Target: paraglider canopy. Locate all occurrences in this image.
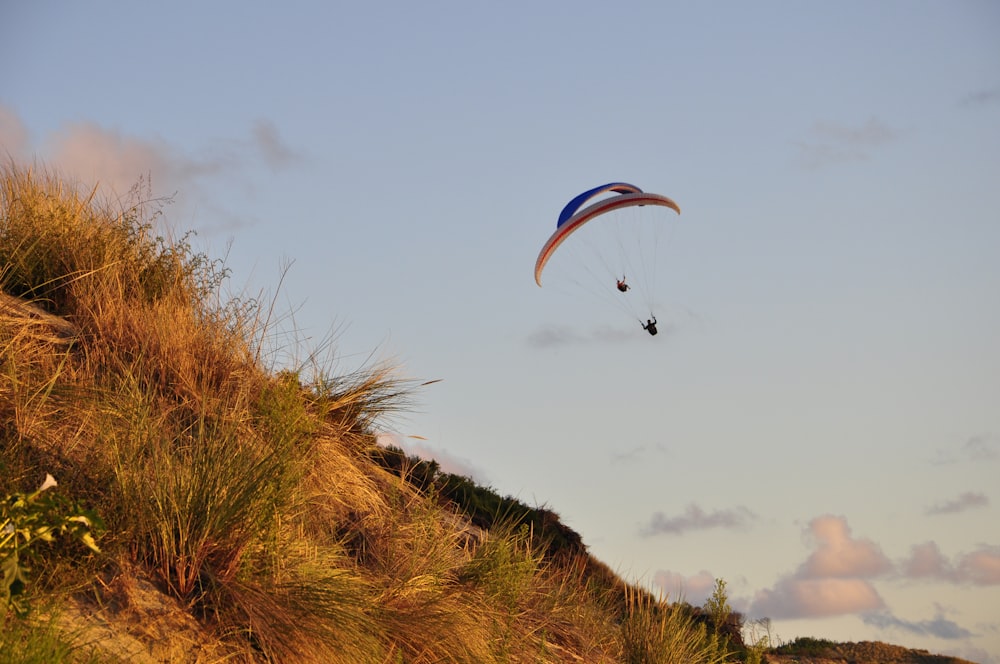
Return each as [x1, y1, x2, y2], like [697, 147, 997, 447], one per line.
[534, 182, 682, 329]
[534, 182, 680, 287]
[555, 182, 645, 228]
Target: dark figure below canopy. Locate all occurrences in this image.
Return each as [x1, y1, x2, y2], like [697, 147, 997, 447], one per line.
[642, 317, 658, 336]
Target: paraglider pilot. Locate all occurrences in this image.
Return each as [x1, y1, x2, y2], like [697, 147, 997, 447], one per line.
[642, 316, 658, 336]
[616, 276, 630, 292]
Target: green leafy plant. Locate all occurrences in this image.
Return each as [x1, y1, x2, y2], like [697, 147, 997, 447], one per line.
[704, 578, 731, 630]
[1, 473, 104, 617]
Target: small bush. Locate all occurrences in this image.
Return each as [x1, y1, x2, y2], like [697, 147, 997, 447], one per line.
[1, 474, 103, 617]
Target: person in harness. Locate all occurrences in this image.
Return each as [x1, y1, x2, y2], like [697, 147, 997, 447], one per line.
[616, 275, 630, 292]
[642, 316, 658, 336]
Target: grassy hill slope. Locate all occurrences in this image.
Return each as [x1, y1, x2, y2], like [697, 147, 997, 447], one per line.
[0, 163, 973, 664]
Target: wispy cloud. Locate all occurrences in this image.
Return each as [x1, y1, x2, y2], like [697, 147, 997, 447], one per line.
[0, 103, 304, 233]
[526, 325, 587, 348]
[861, 606, 975, 640]
[640, 503, 756, 537]
[960, 86, 1000, 108]
[965, 434, 1000, 462]
[925, 492, 989, 516]
[253, 120, 302, 170]
[46, 121, 204, 198]
[932, 432, 1000, 466]
[812, 118, 896, 146]
[526, 323, 651, 348]
[794, 117, 897, 169]
[610, 443, 668, 465]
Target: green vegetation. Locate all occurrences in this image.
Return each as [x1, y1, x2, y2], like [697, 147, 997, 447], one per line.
[2, 474, 103, 617]
[367, 444, 587, 559]
[770, 638, 977, 663]
[774, 636, 838, 656]
[0, 609, 103, 664]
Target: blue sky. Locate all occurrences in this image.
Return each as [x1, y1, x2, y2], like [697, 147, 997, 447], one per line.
[3, 2, 999, 660]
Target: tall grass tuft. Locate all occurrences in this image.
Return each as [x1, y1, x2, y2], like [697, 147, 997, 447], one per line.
[0, 609, 103, 664]
[105, 385, 298, 597]
[360, 488, 493, 662]
[620, 585, 734, 664]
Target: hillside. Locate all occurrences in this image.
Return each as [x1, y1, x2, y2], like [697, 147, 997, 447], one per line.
[0, 163, 973, 663]
[765, 638, 979, 664]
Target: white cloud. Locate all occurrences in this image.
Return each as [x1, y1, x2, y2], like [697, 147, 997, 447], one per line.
[46, 121, 189, 198]
[652, 569, 718, 605]
[955, 546, 1000, 586]
[748, 515, 890, 619]
[899, 542, 1000, 587]
[901, 541, 953, 580]
[749, 515, 1000, 623]
[751, 577, 885, 619]
[799, 515, 893, 579]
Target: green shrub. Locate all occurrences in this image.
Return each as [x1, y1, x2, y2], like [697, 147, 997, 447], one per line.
[1, 474, 103, 617]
